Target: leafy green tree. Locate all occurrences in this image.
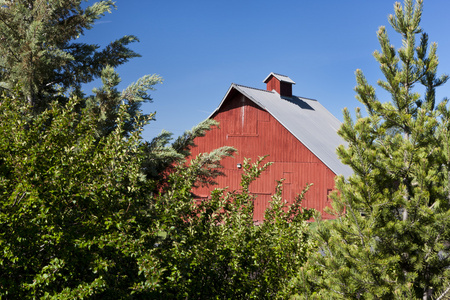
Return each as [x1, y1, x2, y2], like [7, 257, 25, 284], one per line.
[0, 91, 156, 298]
[298, 0, 450, 299]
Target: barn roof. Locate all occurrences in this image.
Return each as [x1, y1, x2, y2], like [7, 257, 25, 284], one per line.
[210, 83, 353, 178]
[263, 72, 296, 85]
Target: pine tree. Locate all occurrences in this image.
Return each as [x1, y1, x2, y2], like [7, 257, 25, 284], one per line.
[0, 0, 165, 142]
[302, 0, 450, 298]
[0, 0, 142, 110]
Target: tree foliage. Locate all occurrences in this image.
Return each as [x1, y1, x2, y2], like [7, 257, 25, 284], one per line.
[0, 92, 153, 298]
[0, 1, 136, 107]
[0, 0, 163, 140]
[299, 1, 450, 299]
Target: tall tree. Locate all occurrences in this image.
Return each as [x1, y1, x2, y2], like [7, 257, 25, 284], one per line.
[0, 0, 164, 141]
[300, 0, 450, 299]
[0, 0, 141, 110]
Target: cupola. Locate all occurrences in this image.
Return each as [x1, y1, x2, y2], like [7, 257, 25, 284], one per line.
[263, 72, 295, 97]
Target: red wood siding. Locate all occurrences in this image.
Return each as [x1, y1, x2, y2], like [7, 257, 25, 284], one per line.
[266, 76, 280, 93]
[190, 93, 337, 221]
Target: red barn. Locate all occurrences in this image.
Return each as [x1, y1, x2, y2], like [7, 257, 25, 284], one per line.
[190, 73, 352, 221]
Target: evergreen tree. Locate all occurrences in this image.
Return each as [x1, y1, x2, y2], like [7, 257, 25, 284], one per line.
[300, 0, 450, 299]
[0, 0, 173, 170]
[0, 0, 140, 110]
[0, 0, 165, 143]
[85, 65, 162, 137]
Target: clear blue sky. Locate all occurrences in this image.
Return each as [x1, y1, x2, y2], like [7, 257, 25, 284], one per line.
[80, 0, 450, 142]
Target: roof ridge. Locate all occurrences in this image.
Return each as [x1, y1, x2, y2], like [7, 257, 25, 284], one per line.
[272, 72, 290, 77]
[233, 83, 273, 93]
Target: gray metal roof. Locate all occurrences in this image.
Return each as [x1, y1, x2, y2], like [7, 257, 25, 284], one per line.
[210, 83, 353, 178]
[263, 72, 296, 85]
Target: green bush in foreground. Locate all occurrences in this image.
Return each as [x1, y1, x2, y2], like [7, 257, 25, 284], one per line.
[0, 93, 152, 298]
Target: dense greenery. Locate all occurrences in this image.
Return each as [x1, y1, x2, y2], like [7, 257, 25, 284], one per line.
[0, 92, 152, 298]
[2, 0, 450, 298]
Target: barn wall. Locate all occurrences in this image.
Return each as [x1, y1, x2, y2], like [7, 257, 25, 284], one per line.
[190, 93, 337, 221]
